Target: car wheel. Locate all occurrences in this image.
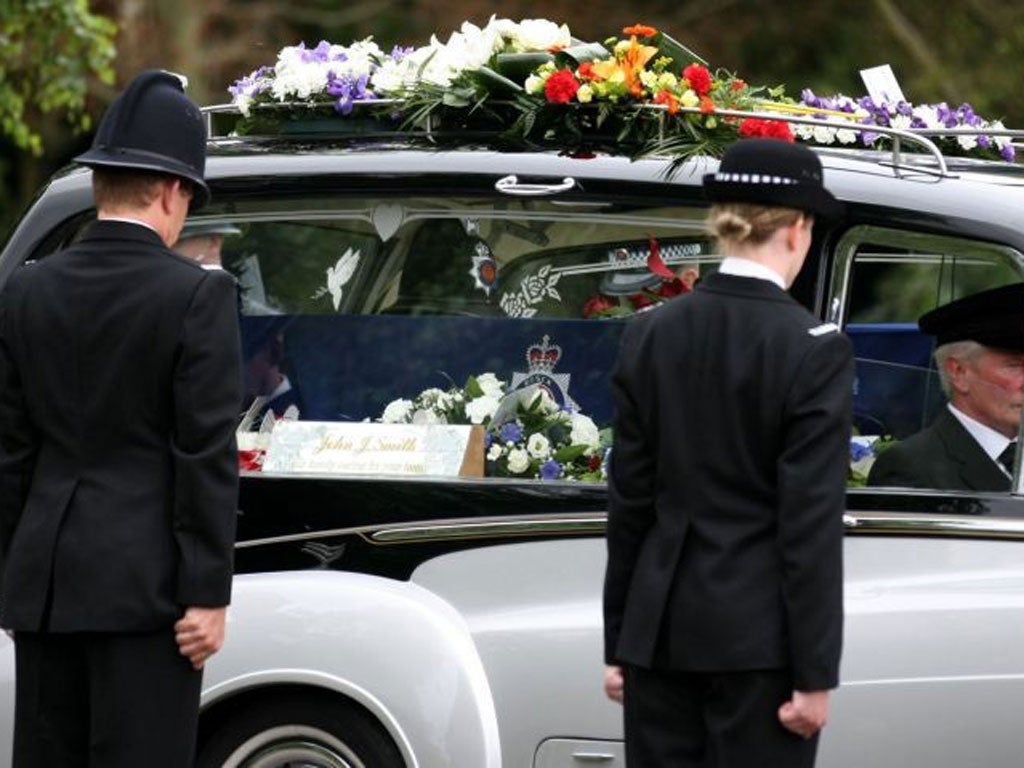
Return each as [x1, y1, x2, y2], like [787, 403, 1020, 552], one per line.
[197, 693, 404, 768]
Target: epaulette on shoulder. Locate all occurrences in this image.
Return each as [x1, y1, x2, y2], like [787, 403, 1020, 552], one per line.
[807, 322, 839, 337]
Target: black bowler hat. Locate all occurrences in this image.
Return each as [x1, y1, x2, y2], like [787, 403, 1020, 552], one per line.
[919, 282, 1024, 351]
[703, 138, 844, 221]
[76, 70, 210, 209]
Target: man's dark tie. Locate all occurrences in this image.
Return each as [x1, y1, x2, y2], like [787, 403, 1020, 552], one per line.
[998, 442, 1017, 475]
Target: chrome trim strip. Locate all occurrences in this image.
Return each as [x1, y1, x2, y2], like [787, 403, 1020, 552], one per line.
[368, 514, 606, 543]
[235, 512, 606, 549]
[845, 511, 1024, 539]
[236, 510, 1024, 550]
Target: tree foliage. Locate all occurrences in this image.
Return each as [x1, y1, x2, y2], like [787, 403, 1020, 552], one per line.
[0, 0, 117, 155]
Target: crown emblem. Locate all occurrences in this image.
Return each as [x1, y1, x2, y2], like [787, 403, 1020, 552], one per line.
[526, 335, 561, 373]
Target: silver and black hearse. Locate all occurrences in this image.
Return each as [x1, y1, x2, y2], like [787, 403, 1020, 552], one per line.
[2, 109, 1024, 767]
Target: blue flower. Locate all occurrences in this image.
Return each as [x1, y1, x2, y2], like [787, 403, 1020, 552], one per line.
[540, 460, 562, 480]
[500, 422, 523, 444]
[850, 441, 874, 462]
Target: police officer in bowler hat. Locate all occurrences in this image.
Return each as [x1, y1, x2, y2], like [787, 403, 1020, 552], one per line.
[0, 70, 242, 766]
[869, 282, 1024, 491]
[604, 138, 854, 768]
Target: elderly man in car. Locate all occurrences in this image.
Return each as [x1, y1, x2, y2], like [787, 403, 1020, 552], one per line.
[868, 282, 1024, 491]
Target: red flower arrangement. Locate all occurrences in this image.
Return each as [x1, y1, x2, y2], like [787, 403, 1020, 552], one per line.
[682, 63, 712, 97]
[738, 117, 795, 142]
[544, 68, 581, 103]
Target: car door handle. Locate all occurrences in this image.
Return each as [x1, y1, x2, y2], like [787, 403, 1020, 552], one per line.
[572, 752, 617, 763]
[495, 174, 576, 196]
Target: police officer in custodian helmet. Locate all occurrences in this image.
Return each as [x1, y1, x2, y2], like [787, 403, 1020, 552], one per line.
[0, 70, 242, 766]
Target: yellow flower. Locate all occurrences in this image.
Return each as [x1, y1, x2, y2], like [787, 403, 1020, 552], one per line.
[657, 72, 678, 90]
[640, 71, 658, 90]
[679, 89, 699, 109]
[577, 84, 594, 103]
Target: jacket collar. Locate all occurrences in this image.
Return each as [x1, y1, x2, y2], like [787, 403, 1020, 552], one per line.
[78, 218, 167, 249]
[696, 271, 794, 303]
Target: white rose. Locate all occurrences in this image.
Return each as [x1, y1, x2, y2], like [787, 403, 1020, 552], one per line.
[527, 432, 551, 459]
[835, 128, 858, 145]
[466, 395, 501, 424]
[509, 19, 571, 52]
[812, 125, 836, 144]
[525, 74, 545, 95]
[570, 413, 601, 449]
[381, 398, 413, 423]
[412, 409, 443, 425]
[475, 372, 505, 398]
[507, 448, 530, 473]
[957, 134, 979, 151]
[487, 443, 503, 461]
[576, 84, 593, 103]
[418, 388, 446, 407]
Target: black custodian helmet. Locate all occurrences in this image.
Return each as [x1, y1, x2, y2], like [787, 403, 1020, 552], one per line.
[75, 69, 210, 209]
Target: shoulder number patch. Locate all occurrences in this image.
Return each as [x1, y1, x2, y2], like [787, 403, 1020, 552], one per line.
[808, 322, 839, 336]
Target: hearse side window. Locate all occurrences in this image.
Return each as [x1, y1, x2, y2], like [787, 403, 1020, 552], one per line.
[832, 226, 1024, 488]
[204, 196, 715, 481]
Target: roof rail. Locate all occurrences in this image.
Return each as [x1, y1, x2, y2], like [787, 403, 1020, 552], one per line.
[203, 101, 1024, 178]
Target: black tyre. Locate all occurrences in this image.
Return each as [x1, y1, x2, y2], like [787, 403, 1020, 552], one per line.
[197, 692, 404, 768]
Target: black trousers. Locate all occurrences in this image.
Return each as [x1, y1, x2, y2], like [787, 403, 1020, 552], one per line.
[623, 665, 820, 768]
[13, 629, 202, 768]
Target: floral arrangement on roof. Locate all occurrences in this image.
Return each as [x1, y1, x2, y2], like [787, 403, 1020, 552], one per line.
[800, 90, 1014, 162]
[228, 17, 1016, 163]
[379, 372, 609, 482]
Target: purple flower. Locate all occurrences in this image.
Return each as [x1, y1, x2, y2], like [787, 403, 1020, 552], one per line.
[540, 460, 562, 480]
[390, 45, 414, 62]
[500, 422, 523, 444]
[228, 66, 274, 99]
[978, 135, 992, 149]
[1001, 143, 1016, 162]
[326, 71, 375, 115]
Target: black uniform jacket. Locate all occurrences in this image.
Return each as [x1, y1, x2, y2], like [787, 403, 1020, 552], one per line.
[867, 408, 1008, 492]
[0, 220, 243, 632]
[604, 272, 854, 692]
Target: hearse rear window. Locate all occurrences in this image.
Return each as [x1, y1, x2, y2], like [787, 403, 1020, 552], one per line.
[200, 196, 716, 482]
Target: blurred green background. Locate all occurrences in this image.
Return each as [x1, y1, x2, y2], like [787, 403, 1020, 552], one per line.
[3, 0, 1022, 241]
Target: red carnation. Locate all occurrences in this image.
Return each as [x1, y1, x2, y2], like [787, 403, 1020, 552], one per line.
[577, 61, 599, 82]
[683, 63, 712, 97]
[739, 117, 794, 142]
[545, 68, 581, 104]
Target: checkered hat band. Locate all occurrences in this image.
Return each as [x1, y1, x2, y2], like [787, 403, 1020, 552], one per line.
[714, 172, 799, 185]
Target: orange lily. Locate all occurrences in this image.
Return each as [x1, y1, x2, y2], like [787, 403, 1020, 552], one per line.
[591, 36, 659, 98]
